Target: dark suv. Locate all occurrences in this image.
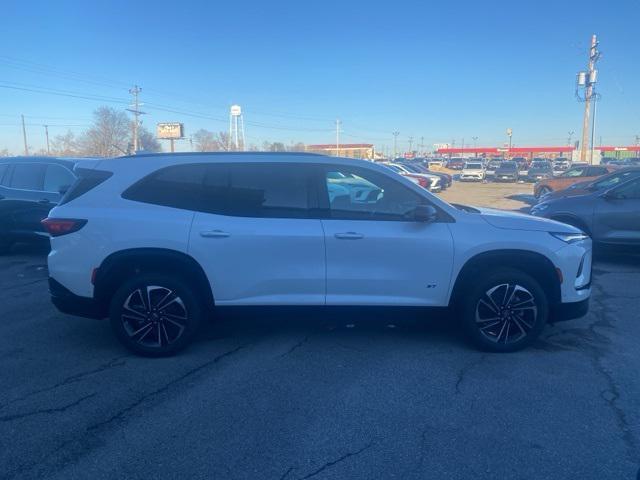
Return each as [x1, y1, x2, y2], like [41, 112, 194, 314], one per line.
[0, 157, 81, 253]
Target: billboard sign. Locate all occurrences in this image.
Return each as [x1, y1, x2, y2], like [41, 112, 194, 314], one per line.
[157, 123, 184, 139]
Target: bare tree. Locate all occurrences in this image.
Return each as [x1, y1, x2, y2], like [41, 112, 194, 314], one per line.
[193, 129, 232, 152]
[79, 107, 129, 157]
[50, 130, 80, 156]
[0, 148, 9, 157]
[137, 125, 162, 152]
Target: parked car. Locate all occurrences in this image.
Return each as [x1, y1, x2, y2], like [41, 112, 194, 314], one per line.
[485, 159, 503, 179]
[0, 156, 84, 253]
[380, 163, 431, 190]
[45, 152, 590, 355]
[447, 158, 465, 170]
[525, 160, 553, 182]
[493, 161, 519, 182]
[552, 158, 571, 175]
[539, 167, 640, 202]
[387, 162, 442, 192]
[427, 159, 446, 168]
[531, 174, 640, 245]
[534, 165, 613, 198]
[513, 157, 529, 174]
[459, 161, 485, 182]
[401, 162, 451, 189]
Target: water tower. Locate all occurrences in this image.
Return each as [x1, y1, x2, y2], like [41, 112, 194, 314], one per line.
[229, 105, 245, 151]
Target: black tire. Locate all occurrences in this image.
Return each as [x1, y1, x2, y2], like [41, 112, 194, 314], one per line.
[109, 273, 204, 357]
[459, 268, 548, 352]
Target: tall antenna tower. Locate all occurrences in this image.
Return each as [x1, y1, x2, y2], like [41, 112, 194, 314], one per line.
[228, 105, 245, 151]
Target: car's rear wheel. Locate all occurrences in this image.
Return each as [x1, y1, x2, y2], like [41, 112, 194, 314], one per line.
[459, 268, 548, 352]
[109, 274, 204, 356]
[536, 186, 552, 198]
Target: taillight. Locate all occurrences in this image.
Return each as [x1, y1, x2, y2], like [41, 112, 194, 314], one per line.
[418, 177, 430, 188]
[41, 218, 87, 237]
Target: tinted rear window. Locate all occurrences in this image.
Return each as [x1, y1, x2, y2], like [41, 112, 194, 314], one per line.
[123, 162, 313, 218]
[226, 164, 312, 218]
[9, 163, 46, 190]
[59, 169, 112, 205]
[123, 163, 209, 212]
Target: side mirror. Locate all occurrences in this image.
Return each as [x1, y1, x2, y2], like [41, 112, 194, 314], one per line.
[414, 204, 438, 222]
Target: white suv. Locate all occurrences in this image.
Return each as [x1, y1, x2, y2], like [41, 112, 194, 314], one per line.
[44, 153, 591, 356]
[460, 161, 486, 182]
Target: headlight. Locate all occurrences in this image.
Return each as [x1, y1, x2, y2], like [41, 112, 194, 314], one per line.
[550, 232, 589, 243]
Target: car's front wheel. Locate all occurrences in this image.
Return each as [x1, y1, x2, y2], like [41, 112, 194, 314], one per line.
[459, 268, 548, 352]
[109, 274, 204, 356]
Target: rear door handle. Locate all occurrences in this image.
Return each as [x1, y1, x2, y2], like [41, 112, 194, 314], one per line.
[334, 232, 364, 240]
[200, 230, 231, 238]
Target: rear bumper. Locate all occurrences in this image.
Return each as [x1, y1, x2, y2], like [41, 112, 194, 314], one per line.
[49, 277, 105, 319]
[550, 298, 590, 323]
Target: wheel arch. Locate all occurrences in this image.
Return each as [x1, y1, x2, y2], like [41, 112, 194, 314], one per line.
[450, 249, 561, 308]
[549, 213, 591, 235]
[93, 248, 214, 312]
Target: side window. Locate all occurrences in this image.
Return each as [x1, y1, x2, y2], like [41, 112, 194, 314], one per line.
[122, 163, 210, 211]
[323, 166, 424, 221]
[44, 164, 76, 193]
[9, 164, 46, 190]
[588, 166, 607, 176]
[226, 163, 312, 218]
[612, 179, 640, 200]
[563, 167, 585, 177]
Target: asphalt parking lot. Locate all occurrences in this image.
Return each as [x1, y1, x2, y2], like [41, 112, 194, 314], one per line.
[1, 183, 639, 480]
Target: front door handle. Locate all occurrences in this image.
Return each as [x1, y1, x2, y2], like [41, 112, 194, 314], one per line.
[200, 230, 231, 238]
[334, 232, 364, 240]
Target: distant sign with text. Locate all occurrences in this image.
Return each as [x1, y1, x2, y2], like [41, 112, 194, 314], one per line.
[157, 123, 184, 139]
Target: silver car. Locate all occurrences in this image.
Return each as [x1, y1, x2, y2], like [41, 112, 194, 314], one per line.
[530, 175, 640, 245]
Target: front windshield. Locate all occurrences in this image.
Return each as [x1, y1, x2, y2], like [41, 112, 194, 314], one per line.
[562, 168, 585, 177]
[499, 162, 517, 169]
[465, 163, 483, 169]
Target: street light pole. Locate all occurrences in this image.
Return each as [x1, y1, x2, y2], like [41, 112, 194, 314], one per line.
[472, 136, 478, 157]
[392, 131, 399, 159]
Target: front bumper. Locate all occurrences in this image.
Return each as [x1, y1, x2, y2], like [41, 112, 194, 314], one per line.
[494, 175, 518, 182]
[49, 277, 105, 319]
[550, 298, 590, 323]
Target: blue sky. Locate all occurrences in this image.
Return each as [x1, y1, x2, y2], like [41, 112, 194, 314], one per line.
[1, 0, 638, 153]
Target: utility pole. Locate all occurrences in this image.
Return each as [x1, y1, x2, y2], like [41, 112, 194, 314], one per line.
[506, 128, 513, 158]
[578, 34, 600, 163]
[461, 137, 465, 158]
[128, 85, 143, 154]
[408, 136, 413, 153]
[335, 119, 341, 157]
[21, 114, 28, 156]
[44, 125, 50, 155]
[392, 131, 399, 158]
[590, 95, 598, 164]
[419, 136, 424, 154]
[568, 130, 574, 146]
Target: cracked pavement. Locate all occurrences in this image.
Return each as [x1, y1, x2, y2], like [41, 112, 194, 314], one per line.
[0, 244, 639, 479]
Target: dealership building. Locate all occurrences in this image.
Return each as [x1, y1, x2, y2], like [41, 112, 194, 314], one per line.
[306, 143, 375, 160]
